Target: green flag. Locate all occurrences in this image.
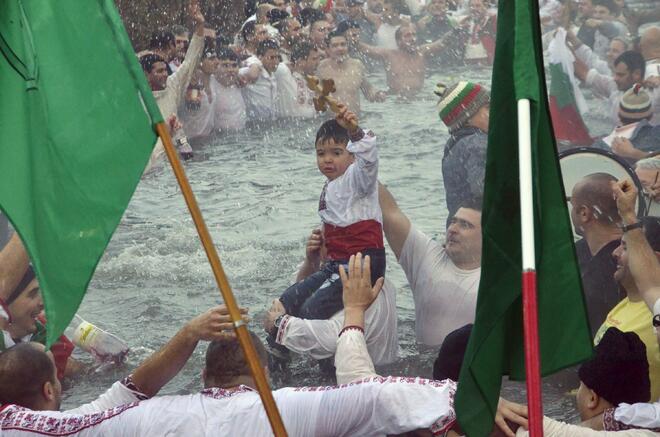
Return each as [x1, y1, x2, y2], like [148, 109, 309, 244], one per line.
[454, 0, 592, 435]
[0, 0, 162, 347]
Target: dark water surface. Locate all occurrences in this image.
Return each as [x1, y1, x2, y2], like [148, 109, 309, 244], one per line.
[62, 65, 612, 424]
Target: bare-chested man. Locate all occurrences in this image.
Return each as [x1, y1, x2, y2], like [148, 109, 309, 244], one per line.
[318, 31, 386, 113]
[358, 23, 448, 96]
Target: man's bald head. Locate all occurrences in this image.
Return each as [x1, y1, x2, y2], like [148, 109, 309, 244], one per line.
[0, 342, 60, 410]
[640, 27, 660, 61]
[572, 173, 621, 226]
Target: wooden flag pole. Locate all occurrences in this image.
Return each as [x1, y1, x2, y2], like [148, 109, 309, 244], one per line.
[155, 122, 288, 437]
[517, 99, 544, 437]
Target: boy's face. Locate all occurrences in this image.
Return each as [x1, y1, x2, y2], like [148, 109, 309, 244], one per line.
[218, 58, 238, 81]
[260, 49, 281, 73]
[316, 139, 355, 180]
[593, 5, 613, 20]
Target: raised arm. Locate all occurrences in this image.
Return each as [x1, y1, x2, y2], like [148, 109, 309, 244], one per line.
[613, 180, 660, 311]
[357, 41, 389, 60]
[378, 183, 411, 259]
[239, 61, 262, 84]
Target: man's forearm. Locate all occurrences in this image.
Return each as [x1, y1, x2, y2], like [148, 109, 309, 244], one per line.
[130, 324, 199, 397]
[622, 213, 660, 309]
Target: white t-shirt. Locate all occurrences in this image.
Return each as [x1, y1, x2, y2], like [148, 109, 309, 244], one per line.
[180, 81, 216, 140]
[212, 80, 247, 131]
[239, 57, 278, 122]
[274, 63, 317, 119]
[399, 226, 481, 347]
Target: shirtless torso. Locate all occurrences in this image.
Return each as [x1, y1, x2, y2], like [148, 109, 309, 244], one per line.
[318, 57, 367, 113]
[382, 50, 426, 96]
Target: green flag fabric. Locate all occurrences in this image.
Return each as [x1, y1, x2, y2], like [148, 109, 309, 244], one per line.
[454, 0, 593, 435]
[0, 0, 162, 347]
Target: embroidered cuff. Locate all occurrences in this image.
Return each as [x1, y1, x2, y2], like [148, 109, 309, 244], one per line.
[603, 407, 625, 431]
[275, 315, 292, 345]
[349, 128, 365, 142]
[121, 374, 150, 401]
[339, 325, 364, 338]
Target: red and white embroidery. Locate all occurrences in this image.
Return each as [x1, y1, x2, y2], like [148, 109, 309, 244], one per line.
[201, 385, 255, 400]
[0, 403, 138, 435]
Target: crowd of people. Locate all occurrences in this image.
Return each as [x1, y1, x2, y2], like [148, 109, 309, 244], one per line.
[1, 0, 660, 434]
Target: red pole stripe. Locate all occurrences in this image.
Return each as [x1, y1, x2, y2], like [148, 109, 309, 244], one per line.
[522, 269, 543, 437]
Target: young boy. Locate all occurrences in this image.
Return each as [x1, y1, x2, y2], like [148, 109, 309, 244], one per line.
[268, 105, 386, 352]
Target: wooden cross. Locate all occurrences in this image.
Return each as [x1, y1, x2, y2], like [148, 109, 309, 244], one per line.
[305, 75, 358, 131]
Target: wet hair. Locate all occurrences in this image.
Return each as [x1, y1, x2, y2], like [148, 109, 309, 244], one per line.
[242, 21, 257, 42]
[573, 173, 620, 225]
[315, 119, 350, 146]
[458, 197, 483, 212]
[148, 30, 175, 50]
[291, 40, 316, 63]
[217, 47, 239, 62]
[326, 29, 347, 45]
[592, 0, 619, 15]
[335, 19, 360, 36]
[300, 7, 326, 27]
[139, 53, 167, 73]
[256, 39, 280, 56]
[216, 33, 233, 48]
[267, 8, 290, 26]
[614, 51, 646, 77]
[643, 217, 660, 252]
[0, 343, 56, 409]
[204, 331, 268, 386]
[171, 24, 189, 38]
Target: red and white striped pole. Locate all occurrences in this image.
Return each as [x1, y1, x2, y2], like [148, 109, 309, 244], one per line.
[517, 99, 544, 437]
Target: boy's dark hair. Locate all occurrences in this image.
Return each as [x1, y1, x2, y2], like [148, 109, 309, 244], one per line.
[217, 47, 239, 62]
[458, 196, 483, 212]
[592, 0, 619, 15]
[268, 8, 290, 25]
[326, 29, 347, 45]
[148, 30, 175, 50]
[291, 40, 315, 63]
[614, 50, 646, 77]
[139, 53, 166, 73]
[300, 7, 326, 27]
[316, 119, 350, 146]
[257, 39, 280, 56]
[336, 19, 360, 36]
[242, 21, 257, 42]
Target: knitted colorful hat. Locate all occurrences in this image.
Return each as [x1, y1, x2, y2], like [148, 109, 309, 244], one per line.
[435, 81, 490, 133]
[619, 84, 652, 122]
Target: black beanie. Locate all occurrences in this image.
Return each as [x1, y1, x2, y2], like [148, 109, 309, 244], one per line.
[6, 265, 35, 306]
[578, 327, 650, 405]
[433, 324, 472, 381]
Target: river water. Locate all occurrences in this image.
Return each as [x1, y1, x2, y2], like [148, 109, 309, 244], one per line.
[61, 62, 613, 424]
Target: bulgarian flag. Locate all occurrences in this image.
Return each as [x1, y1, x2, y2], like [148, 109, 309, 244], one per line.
[0, 0, 161, 346]
[454, 0, 592, 435]
[547, 28, 592, 146]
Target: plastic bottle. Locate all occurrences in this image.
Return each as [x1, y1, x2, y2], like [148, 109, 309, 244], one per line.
[173, 129, 194, 161]
[69, 314, 129, 364]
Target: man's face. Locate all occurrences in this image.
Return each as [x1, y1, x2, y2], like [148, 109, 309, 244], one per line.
[260, 48, 281, 73]
[606, 40, 626, 66]
[310, 20, 331, 45]
[368, 0, 384, 13]
[284, 19, 303, 43]
[200, 56, 219, 75]
[175, 34, 189, 59]
[328, 36, 349, 62]
[272, 0, 287, 10]
[612, 240, 630, 284]
[147, 61, 169, 91]
[301, 49, 322, 74]
[397, 26, 418, 51]
[316, 139, 354, 180]
[7, 279, 44, 339]
[579, 0, 593, 17]
[218, 58, 239, 82]
[613, 62, 638, 91]
[382, 1, 398, 21]
[427, 0, 447, 17]
[593, 5, 613, 20]
[445, 208, 482, 265]
[255, 25, 270, 44]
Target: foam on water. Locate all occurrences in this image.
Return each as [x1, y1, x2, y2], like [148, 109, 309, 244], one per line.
[63, 65, 612, 421]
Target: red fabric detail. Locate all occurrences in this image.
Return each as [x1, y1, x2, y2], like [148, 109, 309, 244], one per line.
[443, 86, 482, 126]
[36, 314, 74, 381]
[549, 95, 592, 145]
[323, 220, 384, 260]
[338, 325, 364, 337]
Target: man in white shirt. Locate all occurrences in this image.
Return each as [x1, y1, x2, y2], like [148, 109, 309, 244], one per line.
[275, 40, 321, 119]
[239, 39, 281, 123]
[379, 183, 482, 347]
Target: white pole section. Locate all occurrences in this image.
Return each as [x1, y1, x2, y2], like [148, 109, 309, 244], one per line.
[518, 99, 536, 271]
